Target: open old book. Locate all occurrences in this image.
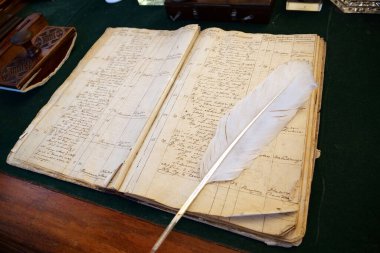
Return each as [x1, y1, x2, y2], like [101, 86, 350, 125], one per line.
[7, 24, 325, 247]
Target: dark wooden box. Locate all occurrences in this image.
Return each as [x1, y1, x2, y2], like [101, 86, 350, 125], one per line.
[164, 0, 274, 23]
[0, 13, 76, 92]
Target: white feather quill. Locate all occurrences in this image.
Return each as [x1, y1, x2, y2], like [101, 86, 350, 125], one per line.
[200, 60, 317, 182]
[151, 60, 317, 252]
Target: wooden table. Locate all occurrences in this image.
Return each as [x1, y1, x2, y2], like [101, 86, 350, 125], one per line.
[0, 173, 238, 253]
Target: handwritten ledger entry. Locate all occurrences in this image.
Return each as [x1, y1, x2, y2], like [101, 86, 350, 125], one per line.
[121, 28, 323, 240]
[8, 25, 325, 246]
[9, 25, 200, 187]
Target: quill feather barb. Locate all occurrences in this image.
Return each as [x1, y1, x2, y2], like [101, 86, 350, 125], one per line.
[201, 60, 317, 182]
[151, 61, 317, 252]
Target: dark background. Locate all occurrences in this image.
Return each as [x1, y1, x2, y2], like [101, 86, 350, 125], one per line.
[1, 0, 379, 252]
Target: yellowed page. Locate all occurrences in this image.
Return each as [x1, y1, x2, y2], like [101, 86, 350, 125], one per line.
[121, 28, 321, 236]
[7, 25, 200, 188]
[219, 38, 325, 246]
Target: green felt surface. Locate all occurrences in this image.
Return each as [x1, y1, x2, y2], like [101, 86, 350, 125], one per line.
[1, 0, 380, 252]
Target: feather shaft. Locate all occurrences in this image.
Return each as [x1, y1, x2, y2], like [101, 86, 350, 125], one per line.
[151, 87, 289, 251]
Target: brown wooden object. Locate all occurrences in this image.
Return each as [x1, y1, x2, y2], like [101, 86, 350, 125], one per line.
[0, 173, 239, 253]
[0, 0, 26, 18]
[164, 0, 274, 23]
[0, 13, 76, 92]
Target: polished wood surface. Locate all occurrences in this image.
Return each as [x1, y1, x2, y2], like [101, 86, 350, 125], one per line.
[0, 173, 239, 253]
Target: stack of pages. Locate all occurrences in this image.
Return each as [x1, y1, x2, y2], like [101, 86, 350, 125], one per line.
[7, 25, 325, 246]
